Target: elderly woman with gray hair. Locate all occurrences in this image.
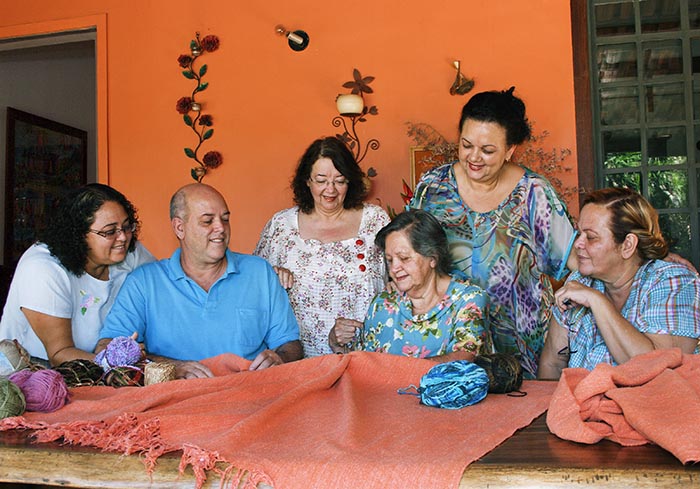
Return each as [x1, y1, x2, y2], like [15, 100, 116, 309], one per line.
[330, 209, 491, 363]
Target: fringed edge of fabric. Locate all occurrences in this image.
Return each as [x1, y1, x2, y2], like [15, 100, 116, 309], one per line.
[179, 443, 274, 489]
[0, 415, 273, 489]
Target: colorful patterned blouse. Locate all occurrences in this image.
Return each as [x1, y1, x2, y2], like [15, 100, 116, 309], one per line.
[254, 204, 389, 357]
[410, 164, 576, 377]
[553, 260, 700, 370]
[356, 274, 490, 358]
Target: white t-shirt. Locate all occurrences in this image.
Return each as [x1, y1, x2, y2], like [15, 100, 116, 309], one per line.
[0, 241, 155, 360]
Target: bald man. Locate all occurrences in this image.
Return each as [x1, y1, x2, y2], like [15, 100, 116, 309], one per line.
[97, 184, 302, 378]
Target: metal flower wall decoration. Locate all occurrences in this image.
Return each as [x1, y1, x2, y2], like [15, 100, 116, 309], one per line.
[176, 32, 222, 182]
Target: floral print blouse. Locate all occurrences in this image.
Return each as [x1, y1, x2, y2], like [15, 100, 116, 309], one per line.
[356, 274, 490, 358]
[254, 204, 389, 357]
[410, 164, 576, 377]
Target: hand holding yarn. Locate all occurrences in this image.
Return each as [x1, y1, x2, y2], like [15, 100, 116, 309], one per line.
[94, 333, 143, 373]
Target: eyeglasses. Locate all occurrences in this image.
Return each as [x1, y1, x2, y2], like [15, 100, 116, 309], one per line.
[88, 223, 136, 239]
[309, 178, 349, 188]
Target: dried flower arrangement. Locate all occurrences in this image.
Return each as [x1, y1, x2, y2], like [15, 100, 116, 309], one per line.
[176, 32, 222, 182]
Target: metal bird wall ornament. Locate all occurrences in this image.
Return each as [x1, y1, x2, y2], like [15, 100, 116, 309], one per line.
[450, 60, 474, 96]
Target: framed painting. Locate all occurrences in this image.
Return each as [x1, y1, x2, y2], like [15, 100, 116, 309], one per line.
[4, 107, 87, 267]
[409, 146, 446, 188]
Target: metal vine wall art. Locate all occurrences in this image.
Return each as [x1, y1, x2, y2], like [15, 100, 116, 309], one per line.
[175, 32, 222, 182]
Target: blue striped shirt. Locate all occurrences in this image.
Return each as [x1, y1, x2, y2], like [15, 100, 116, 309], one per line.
[552, 259, 700, 370]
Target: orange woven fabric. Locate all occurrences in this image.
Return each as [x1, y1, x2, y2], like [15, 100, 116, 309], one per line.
[547, 348, 700, 463]
[1, 352, 555, 488]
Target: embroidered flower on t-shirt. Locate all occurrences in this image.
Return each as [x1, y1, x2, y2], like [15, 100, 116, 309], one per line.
[79, 290, 101, 316]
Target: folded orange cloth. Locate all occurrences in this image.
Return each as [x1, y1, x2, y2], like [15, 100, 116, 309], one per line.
[547, 348, 700, 463]
[2, 352, 555, 488]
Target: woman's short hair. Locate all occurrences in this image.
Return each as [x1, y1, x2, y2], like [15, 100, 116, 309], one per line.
[375, 209, 453, 276]
[291, 136, 367, 213]
[39, 183, 140, 276]
[458, 86, 531, 146]
[581, 187, 668, 260]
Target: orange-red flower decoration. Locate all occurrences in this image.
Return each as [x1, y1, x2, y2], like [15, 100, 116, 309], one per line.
[176, 32, 221, 182]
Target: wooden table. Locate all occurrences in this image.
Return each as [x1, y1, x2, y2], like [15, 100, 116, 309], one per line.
[0, 414, 697, 488]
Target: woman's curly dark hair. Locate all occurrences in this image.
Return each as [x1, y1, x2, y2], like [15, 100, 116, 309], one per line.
[38, 183, 140, 276]
[291, 136, 367, 213]
[459, 86, 531, 146]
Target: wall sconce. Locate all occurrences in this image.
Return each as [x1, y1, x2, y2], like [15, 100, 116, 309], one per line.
[332, 69, 380, 165]
[450, 60, 474, 96]
[275, 25, 310, 51]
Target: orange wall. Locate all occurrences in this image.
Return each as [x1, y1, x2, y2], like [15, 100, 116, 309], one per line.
[3, 0, 578, 258]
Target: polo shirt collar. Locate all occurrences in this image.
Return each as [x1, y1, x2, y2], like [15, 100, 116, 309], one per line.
[167, 248, 239, 280]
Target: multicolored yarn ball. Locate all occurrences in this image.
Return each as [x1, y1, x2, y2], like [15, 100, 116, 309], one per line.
[401, 360, 490, 409]
[103, 363, 145, 387]
[8, 369, 69, 413]
[94, 335, 142, 372]
[0, 339, 31, 377]
[54, 359, 105, 387]
[474, 353, 524, 394]
[0, 377, 26, 419]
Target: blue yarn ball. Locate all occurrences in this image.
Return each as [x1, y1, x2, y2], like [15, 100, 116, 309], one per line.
[418, 360, 489, 409]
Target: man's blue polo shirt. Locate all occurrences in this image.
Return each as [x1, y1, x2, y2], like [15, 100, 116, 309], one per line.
[100, 249, 299, 361]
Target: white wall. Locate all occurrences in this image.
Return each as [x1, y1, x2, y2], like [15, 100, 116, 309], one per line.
[0, 40, 96, 265]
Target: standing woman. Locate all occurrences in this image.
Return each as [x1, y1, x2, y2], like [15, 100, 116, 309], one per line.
[410, 88, 576, 378]
[0, 184, 155, 366]
[255, 137, 389, 357]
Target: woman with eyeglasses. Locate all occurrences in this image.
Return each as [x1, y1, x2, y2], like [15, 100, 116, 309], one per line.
[0, 183, 155, 366]
[537, 188, 700, 380]
[255, 136, 389, 357]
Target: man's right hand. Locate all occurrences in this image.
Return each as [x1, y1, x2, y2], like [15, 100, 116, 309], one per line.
[172, 360, 214, 379]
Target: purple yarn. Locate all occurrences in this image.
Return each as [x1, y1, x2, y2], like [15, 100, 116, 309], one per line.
[95, 336, 142, 372]
[9, 369, 68, 412]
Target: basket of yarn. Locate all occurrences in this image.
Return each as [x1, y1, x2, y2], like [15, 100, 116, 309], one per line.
[398, 360, 490, 409]
[474, 352, 524, 394]
[0, 377, 26, 419]
[8, 369, 69, 413]
[0, 339, 31, 377]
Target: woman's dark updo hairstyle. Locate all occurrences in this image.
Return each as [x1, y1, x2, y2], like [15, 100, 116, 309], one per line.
[581, 187, 668, 260]
[291, 136, 367, 213]
[459, 86, 532, 146]
[375, 209, 453, 277]
[39, 183, 140, 276]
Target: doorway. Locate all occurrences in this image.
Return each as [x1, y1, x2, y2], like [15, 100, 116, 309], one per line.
[0, 15, 106, 309]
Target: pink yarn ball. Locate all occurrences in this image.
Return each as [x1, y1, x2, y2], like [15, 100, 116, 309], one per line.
[8, 369, 69, 413]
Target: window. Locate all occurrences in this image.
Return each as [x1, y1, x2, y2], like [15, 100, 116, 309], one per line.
[586, 0, 700, 265]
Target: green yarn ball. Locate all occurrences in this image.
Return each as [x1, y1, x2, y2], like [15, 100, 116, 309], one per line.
[0, 377, 26, 419]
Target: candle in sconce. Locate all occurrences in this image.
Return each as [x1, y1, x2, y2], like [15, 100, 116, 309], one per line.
[336, 94, 364, 116]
